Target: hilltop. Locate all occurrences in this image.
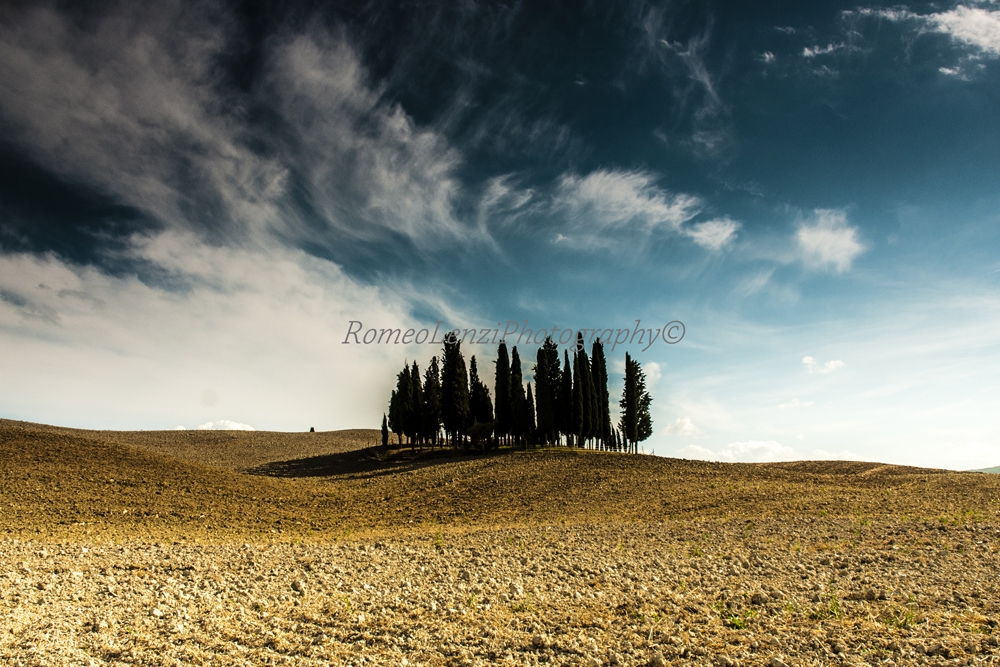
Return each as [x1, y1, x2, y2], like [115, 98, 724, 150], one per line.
[2, 418, 998, 542]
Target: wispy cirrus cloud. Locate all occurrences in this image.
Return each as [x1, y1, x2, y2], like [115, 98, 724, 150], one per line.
[803, 43, 846, 57]
[265, 27, 474, 248]
[0, 2, 284, 240]
[553, 170, 699, 233]
[551, 169, 739, 251]
[855, 4, 1000, 59]
[0, 2, 480, 255]
[685, 218, 741, 250]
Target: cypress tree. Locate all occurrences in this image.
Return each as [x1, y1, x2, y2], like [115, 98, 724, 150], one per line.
[422, 356, 442, 447]
[576, 333, 596, 448]
[571, 351, 583, 448]
[387, 389, 401, 446]
[591, 340, 611, 449]
[510, 346, 527, 447]
[619, 353, 639, 453]
[559, 350, 572, 446]
[393, 363, 412, 446]
[441, 336, 470, 448]
[408, 361, 423, 448]
[469, 356, 494, 425]
[381, 413, 389, 448]
[540, 338, 561, 444]
[468, 355, 495, 451]
[494, 342, 512, 446]
[636, 363, 653, 449]
[525, 382, 536, 448]
[533, 348, 553, 445]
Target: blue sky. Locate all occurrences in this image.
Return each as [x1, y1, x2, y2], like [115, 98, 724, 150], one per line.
[1, 0, 998, 468]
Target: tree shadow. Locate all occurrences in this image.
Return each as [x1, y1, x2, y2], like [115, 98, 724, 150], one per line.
[244, 446, 494, 480]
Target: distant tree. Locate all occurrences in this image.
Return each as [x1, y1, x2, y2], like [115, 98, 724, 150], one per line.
[387, 390, 399, 445]
[494, 342, 512, 446]
[559, 350, 573, 446]
[571, 351, 583, 448]
[539, 337, 561, 444]
[576, 333, 596, 448]
[469, 355, 495, 427]
[619, 353, 652, 453]
[510, 347, 528, 447]
[620, 352, 638, 453]
[422, 356, 442, 447]
[636, 365, 653, 448]
[440, 336, 470, 448]
[381, 413, 389, 449]
[388, 363, 412, 447]
[533, 348, 554, 445]
[408, 361, 423, 448]
[525, 382, 536, 447]
[591, 340, 611, 449]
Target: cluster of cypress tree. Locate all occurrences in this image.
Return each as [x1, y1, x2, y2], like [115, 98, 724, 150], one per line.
[384, 333, 653, 453]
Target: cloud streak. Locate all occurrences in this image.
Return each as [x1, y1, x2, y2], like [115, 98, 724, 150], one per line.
[857, 5, 1000, 58]
[551, 169, 739, 251]
[0, 2, 285, 241]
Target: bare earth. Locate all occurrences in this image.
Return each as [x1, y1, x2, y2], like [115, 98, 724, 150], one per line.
[2, 419, 1000, 666]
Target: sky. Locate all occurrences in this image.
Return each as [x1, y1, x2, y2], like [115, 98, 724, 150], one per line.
[1, 0, 998, 469]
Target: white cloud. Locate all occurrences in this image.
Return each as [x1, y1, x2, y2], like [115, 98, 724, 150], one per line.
[779, 398, 814, 409]
[685, 218, 740, 250]
[643, 361, 662, 387]
[795, 210, 865, 272]
[551, 169, 740, 252]
[479, 175, 535, 221]
[858, 5, 1000, 57]
[761, 51, 776, 64]
[803, 43, 845, 57]
[663, 416, 706, 438]
[0, 3, 285, 241]
[0, 4, 475, 252]
[0, 3, 492, 432]
[803, 356, 845, 374]
[0, 232, 424, 431]
[675, 444, 717, 460]
[265, 28, 472, 246]
[811, 448, 861, 460]
[195, 420, 255, 431]
[929, 6, 1000, 56]
[554, 170, 699, 233]
[678, 439, 795, 462]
